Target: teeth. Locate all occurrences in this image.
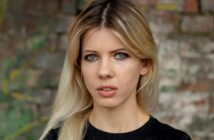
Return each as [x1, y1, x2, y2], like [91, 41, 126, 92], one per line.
[102, 88, 112, 91]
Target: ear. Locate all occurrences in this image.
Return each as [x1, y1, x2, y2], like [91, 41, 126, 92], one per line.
[140, 59, 150, 76]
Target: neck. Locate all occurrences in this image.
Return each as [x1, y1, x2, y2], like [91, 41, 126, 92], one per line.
[89, 100, 150, 133]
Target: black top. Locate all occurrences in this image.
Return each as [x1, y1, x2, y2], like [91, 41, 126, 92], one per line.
[45, 116, 191, 140]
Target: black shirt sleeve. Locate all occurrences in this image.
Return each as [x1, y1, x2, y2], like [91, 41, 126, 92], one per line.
[44, 128, 59, 140]
[179, 133, 191, 140]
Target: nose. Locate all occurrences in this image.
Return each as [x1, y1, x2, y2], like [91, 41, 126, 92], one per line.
[98, 58, 114, 79]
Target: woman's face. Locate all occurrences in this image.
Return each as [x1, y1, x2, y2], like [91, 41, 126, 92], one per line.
[81, 28, 149, 109]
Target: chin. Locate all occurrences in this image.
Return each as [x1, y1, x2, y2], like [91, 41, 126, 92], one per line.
[95, 100, 121, 109]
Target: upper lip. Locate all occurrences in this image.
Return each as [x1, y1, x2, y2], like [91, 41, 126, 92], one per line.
[97, 85, 118, 90]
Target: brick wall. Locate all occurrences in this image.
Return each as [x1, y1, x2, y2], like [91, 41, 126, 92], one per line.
[0, 0, 213, 139]
[137, 0, 214, 139]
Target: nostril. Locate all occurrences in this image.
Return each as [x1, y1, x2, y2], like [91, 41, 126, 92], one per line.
[98, 69, 114, 79]
[98, 59, 114, 78]
[98, 72, 113, 79]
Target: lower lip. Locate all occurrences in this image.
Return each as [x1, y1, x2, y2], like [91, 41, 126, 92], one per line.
[97, 90, 116, 97]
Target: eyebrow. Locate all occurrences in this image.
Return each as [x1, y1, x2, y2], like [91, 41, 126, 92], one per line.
[82, 48, 127, 54]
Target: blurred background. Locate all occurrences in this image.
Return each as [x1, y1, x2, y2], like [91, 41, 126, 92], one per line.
[0, 0, 213, 139]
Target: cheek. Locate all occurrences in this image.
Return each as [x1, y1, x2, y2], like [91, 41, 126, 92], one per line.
[81, 63, 94, 77]
[81, 66, 96, 89]
[120, 65, 142, 86]
[123, 73, 140, 87]
[82, 70, 90, 82]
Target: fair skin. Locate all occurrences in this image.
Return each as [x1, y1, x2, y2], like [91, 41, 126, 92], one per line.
[81, 28, 150, 133]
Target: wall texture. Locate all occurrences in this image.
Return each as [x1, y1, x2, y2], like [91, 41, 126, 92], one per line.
[0, 0, 213, 139]
[140, 1, 214, 140]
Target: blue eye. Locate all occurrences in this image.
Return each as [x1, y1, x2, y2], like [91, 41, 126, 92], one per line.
[84, 54, 98, 62]
[114, 53, 129, 60]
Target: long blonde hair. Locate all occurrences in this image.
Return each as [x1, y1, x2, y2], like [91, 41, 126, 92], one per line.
[40, 0, 158, 139]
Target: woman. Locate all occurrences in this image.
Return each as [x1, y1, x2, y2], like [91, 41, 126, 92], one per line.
[40, 0, 191, 140]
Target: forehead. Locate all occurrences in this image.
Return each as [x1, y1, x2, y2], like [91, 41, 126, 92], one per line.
[82, 28, 127, 50]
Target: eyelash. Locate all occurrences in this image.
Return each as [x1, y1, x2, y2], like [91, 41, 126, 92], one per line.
[83, 52, 129, 62]
[84, 54, 98, 62]
[114, 52, 129, 60]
